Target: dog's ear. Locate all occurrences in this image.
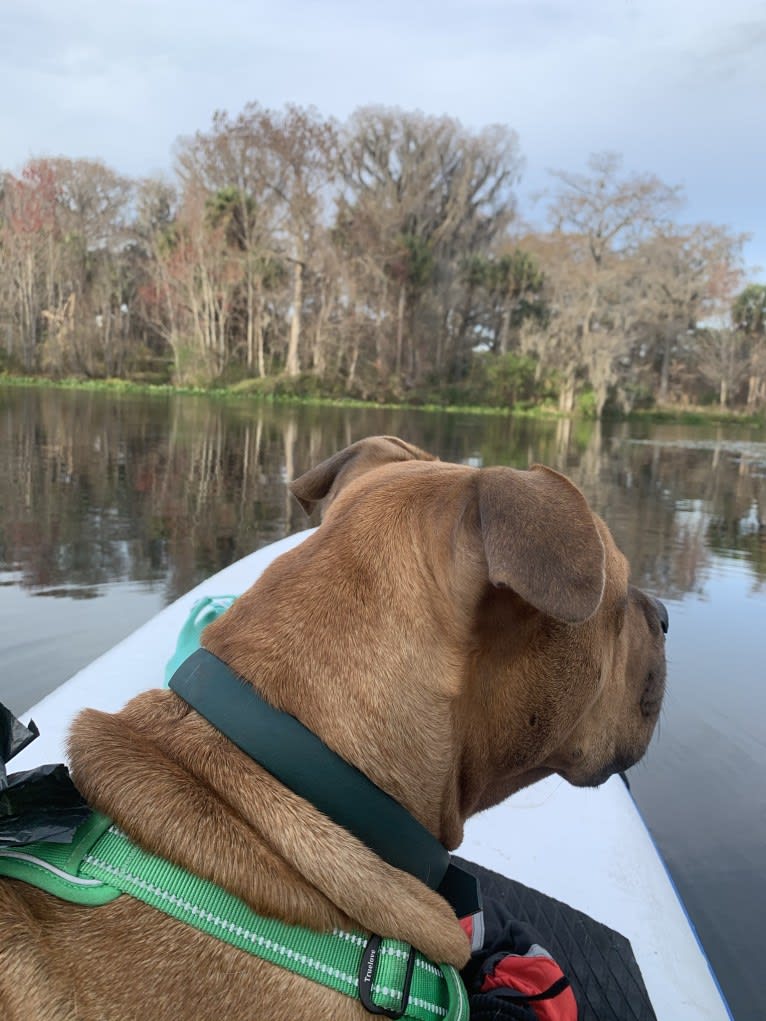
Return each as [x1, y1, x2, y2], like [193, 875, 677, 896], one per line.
[290, 436, 436, 514]
[477, 464, 606, 623]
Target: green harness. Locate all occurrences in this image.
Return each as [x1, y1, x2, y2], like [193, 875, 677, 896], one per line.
[1, 598, 471, 1018]
[0, 811, 468, 1020]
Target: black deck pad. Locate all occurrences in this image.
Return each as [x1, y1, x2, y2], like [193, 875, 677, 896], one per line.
[454, 856, 657, 1021]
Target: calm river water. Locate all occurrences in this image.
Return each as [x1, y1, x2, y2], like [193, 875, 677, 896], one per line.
[1, 384, 764, 1020]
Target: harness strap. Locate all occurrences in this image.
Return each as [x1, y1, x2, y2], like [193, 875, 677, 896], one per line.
[0, 814, 469, 1021]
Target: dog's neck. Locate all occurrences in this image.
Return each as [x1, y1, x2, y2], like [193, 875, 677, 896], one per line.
[201, 536, 469, 850]
[68, 690, 470, 968]
[168, 648, 452, 890]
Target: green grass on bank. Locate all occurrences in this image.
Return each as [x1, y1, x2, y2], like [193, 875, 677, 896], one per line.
[0, 371, 557, 418]
[1, 371, 764, 427]
[627, 406, 765, 427]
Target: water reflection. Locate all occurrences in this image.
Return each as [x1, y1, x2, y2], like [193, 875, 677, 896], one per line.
[1, 386, 763, 604]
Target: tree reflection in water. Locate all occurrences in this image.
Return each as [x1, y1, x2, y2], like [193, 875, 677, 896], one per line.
[1, 386, 763, 602]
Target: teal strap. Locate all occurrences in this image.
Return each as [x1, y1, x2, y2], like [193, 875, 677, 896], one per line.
[78, 821, 468, 1019]
[170, 649, 451, 891]
[164, 596, 238, 686]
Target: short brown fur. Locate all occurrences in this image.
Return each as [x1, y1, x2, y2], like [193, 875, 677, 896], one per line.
[0, 436, 666, 1020]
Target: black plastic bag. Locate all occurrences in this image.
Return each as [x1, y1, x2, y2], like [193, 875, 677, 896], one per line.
[0, 701, 39, 787]
[0, 701, 90, 845]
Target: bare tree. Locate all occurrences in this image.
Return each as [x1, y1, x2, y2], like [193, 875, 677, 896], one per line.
[0, 162, 59, 368]
[531, 153, 682, 413]
[44, 158, 131, 375]
[696, 328, 750, 407]
[628, 224, 747, 405]
[0, 158, 131, 375]
[256, 106, 338, 377]
[176, 109, 285, 377]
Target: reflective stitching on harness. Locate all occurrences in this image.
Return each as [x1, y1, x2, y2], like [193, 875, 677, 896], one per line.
[333, 928, 443, 979]
[406, 998, 446, 1018]
[82, 851, 452, 1017]
[83, 853, 359, 988]
[415, 960, 443, 979]
[372, 966, 465, 1019]
[0, 850, 104, 887]
[332, 928, 367, 947]
[383, 949, 443, 980]
[330, 929, 448, 1016]
[372, 987, 447, 1017]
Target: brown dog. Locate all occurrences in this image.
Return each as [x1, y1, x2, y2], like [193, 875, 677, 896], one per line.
[0, 436, 666, 1021]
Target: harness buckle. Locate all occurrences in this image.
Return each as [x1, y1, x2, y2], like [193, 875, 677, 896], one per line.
[358, 934, 417, 1018]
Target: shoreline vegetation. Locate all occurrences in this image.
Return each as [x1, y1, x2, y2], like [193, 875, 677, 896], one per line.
[2, 104, 764, 420]
[2, 372, 763, 427]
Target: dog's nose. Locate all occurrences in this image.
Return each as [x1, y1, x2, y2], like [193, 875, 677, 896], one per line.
[653, 597, 669, 635]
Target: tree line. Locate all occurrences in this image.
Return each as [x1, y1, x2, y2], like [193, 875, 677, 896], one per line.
[1, 103, 764, 415]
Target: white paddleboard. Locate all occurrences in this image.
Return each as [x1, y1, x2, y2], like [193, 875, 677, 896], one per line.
[10, 531, 732, 1020]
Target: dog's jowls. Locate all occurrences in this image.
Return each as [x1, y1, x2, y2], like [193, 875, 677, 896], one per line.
[0, 436, 666, 1021]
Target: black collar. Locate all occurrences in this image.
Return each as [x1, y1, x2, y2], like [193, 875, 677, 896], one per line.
[169, 648, 480, 917]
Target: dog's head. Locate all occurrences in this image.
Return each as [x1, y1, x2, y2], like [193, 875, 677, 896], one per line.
[218, 436, 666, 848]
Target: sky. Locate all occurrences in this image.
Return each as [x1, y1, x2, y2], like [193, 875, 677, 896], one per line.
[1, 0, 764, 277]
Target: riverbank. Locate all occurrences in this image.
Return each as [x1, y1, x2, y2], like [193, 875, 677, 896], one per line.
[1, 372, 764, 428]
